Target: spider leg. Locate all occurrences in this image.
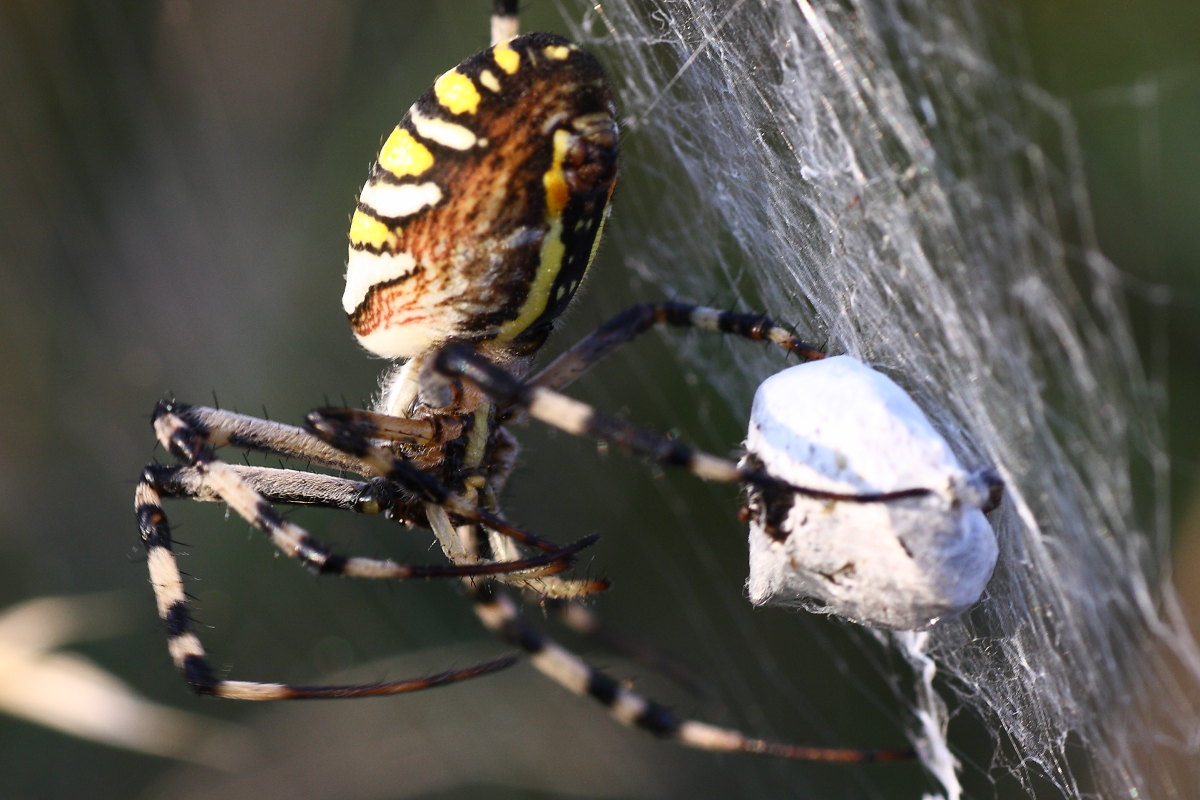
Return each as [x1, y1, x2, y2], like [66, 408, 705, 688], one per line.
[146, 463, 411, 516]
[532, 301, 827, 392]
[302, 411, 610, 598]
[309, 407, 461, 450]
[165, 403, 437, 474]
[147, 402, 591, 580]
[435, 347, 932, 504]
[301, 385, 608, 596]
[304, 408, 614, 560]
[134, 476, 517, 700]
[539, 598, 710, 698]
[148, 406, 594, 575]
[491, 0, 518, 45]
[472, 585, 913, 762]
[467, 427, 612, 600]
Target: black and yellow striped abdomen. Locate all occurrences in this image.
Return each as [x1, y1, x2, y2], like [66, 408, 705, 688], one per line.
[344, 33, 618, 361]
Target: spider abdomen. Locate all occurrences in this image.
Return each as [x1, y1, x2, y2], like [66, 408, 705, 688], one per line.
[344, 33, 619, 362]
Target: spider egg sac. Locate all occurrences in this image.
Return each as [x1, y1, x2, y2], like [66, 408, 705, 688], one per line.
[741, 356, 999, 630]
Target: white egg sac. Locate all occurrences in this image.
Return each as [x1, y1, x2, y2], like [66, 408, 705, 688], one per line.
[741, 356, 999, 631]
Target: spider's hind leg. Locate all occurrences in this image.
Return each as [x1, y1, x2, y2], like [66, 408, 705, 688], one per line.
[472, 585, 914, 762]
[540, 597, 711, 698]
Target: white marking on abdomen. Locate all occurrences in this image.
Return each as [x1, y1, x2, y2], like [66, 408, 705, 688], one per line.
[410, 108, 477, 151]
[342, 248, 418, 314]
[358, 181, 443, 220]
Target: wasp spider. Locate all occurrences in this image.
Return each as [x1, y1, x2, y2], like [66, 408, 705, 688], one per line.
[136, 0, 921, 762]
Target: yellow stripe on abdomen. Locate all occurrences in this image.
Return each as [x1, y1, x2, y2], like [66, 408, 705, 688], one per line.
[434, 70, 482, 115]
[496, 218, 567, 342]
[377, 127, 434, 178]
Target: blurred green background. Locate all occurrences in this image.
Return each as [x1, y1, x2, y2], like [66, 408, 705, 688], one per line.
[0, 1, 1196, 798]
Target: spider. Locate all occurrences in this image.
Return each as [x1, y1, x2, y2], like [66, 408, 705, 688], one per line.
[136, 0, 931, 763]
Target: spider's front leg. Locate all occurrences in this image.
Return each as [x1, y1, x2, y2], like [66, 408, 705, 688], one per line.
[531, 301, 828, 392]
[469, 584, 914, 762]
